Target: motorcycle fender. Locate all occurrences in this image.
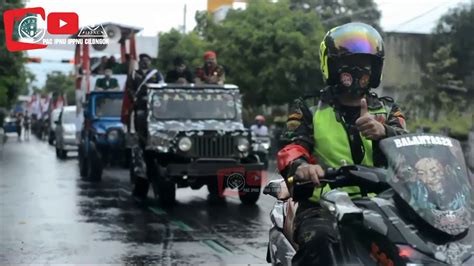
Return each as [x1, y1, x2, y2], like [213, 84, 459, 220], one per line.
[284, 199, 298, 248]
[269, 226, 296, 266]
[270, 201, 285, 229]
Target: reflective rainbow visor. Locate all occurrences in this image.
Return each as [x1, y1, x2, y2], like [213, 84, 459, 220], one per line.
[328, 22, 383, 57]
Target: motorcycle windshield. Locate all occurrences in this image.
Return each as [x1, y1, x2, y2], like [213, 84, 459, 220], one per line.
[379, 134, 472, 235]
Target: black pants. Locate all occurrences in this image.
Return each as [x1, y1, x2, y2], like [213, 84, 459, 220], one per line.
[292, 200, 338, 266]
[132, 109, 148, 179]
[134, 109, 148, 147]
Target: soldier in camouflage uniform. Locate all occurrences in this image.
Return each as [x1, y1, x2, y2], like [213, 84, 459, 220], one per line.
[277, 23, 408, 265]
[195, 51, 225, 85]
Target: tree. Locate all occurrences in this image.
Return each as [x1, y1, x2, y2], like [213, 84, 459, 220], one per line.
[157, 29, 208, 74]
[403, 44, 471, 135]
[198, 0, 326, 106]
[433, 3, 474, 83]
[289, 0, 382, 31]
[405, 3, 474, 136]
[43, 71, 75, 105]
[0, 0, 29, 108]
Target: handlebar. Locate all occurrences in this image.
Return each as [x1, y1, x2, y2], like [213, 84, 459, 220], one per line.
[288, 165, 387, 201]
[287, 167, 339, 186]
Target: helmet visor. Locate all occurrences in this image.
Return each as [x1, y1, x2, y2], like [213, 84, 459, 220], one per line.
[327, 23, 384, 57]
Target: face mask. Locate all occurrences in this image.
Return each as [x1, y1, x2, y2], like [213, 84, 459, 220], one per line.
[335, 65, 371, 96]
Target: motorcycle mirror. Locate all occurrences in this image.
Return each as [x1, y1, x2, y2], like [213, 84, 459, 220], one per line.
[263, 179, 285, 199]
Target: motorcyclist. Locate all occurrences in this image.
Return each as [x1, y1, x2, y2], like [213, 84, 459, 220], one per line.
[250, 115, 269, 136]
[277, 22, 408, 265]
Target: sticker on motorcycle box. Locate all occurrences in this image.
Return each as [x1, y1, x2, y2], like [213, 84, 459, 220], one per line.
[394, 135, 453, 148]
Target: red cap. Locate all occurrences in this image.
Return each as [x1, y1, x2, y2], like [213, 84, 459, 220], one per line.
[204, 51, 216, 60]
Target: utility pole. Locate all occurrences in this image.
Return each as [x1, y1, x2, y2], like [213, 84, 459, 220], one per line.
[183, 4, 187, 34]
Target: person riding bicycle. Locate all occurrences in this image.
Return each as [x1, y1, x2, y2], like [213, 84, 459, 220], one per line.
[277, 22, 408, 265]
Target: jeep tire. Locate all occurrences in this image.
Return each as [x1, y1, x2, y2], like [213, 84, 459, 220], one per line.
[48, 132, 54, 145]
[132, 177, 149, 200]
[239, 186, 261, 205]
[147, 158, 176, 206]
[78, 145, 87, 178]
[86, 142, 102, 181]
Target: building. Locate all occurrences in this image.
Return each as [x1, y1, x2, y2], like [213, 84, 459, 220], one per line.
[207, 0, 248, 22]
[380, 32, 433, 100]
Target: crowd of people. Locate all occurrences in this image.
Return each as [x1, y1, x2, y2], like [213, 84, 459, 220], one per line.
[93, 50, 228, 92]
[146, 50, 227, 86]
[7, 111, 31, 141]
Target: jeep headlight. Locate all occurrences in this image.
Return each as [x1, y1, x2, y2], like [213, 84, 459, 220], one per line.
[237, 137, 249, 152]
[107, 130, 119, 142]
[178, 137, 192, 152]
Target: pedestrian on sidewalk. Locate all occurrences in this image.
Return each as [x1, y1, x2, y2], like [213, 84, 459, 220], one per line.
[15, 112, 23, 141]
[23, 111, 31, 141]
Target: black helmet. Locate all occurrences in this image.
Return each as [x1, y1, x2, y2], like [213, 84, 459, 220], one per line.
[319, 22, 384, 91]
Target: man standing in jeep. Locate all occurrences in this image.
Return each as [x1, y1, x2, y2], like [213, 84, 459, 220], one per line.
[127, 53, 164, 199]
[195, 51, 225, 85]
[128, 53, 164, 141]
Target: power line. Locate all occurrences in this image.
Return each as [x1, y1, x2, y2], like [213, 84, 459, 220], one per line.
[388, 1, 452, 31]
[319, 1, 392, 25]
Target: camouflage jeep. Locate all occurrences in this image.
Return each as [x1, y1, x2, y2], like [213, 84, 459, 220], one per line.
[130, 84, 266, 205]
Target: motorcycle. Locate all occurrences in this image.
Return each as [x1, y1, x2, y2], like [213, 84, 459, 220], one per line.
[252, 135, 271, 169]
[264, 134, 473, 266]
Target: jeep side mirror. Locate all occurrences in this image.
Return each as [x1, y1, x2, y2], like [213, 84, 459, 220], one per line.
[54, 121, 60, 125]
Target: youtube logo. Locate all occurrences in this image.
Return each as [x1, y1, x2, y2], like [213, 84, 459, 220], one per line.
[47, 12, 79, 35]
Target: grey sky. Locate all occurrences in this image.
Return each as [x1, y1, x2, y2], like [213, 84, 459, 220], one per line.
[24, 0, 470, 88]
[25, 0, 470, 36]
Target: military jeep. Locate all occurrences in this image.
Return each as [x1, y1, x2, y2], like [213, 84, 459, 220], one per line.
[130, 84, 266, 205]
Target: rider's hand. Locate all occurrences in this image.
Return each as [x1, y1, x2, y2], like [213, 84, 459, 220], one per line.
[294, 164, 325, 186]
[355, 98, 386, 140]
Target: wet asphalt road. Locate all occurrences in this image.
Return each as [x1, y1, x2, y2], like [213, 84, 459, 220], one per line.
[0, 136, 279, 265]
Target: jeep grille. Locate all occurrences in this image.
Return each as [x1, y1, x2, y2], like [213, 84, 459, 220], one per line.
[191, 135, 235, 158]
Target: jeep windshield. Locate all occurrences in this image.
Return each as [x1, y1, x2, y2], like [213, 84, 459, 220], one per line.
[380, 134, 472, 236]
[94, 95, 123, 118]
[151, 90, 237, 120]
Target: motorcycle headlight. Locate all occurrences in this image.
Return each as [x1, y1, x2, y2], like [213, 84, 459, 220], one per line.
[237, 137, 249, 152]
[178, 137, 192, 152]
[107, 130, 119, 142]
[262, 142, 271, 150]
